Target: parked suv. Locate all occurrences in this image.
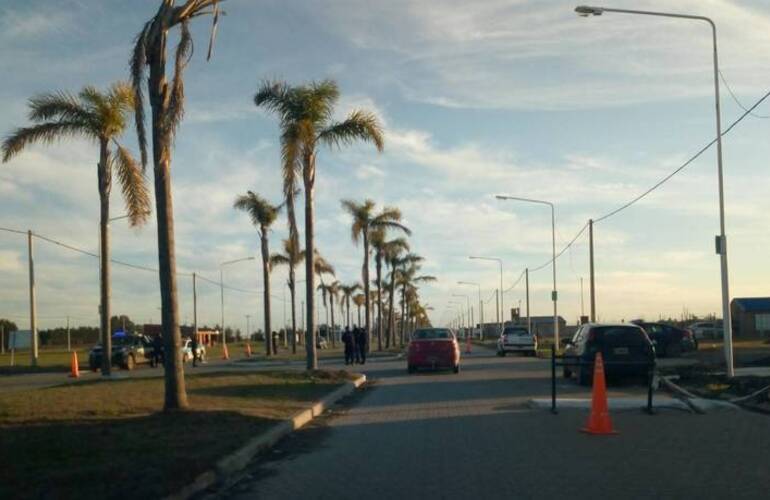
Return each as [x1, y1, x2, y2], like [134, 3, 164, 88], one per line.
[632, 321, 697, 357]
[562, 323, 655, 385]
[89, 334, 152, 371]
[497, 326, 537, 356]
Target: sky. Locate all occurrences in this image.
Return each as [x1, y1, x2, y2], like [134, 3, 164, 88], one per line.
[2, 0, 770, 333]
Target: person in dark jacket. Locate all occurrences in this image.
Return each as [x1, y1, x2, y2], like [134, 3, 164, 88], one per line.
[342, 327, 355, 365]
[354, 327, 367, 365]
[151, 334, 163, 367]
[190, 335, 199, 367]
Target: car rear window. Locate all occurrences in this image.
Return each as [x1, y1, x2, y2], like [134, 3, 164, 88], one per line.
[504, 328, 529, 336]
[413, 329, 452, 340]
[592, 326, 647, 345]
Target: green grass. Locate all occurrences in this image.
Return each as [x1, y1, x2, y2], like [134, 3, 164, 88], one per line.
[0, 370, 355, 499]
[0, 347, 89, 374]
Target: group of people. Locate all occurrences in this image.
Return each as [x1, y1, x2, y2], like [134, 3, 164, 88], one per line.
[341, 326, 368, 365]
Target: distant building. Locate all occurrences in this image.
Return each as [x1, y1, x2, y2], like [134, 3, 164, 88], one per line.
[731, 297, 770, 338]
[507, 316, 567, 341]
[142, 324, 221, 345]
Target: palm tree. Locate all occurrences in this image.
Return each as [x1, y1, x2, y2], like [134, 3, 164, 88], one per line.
[339, 283, 361, 328]
[2, 83, 150, 377]
[318, 280, 340, 348]
[130, 0, 223, 410]
[234, 191, 282, 356]
[341, 200, 408, 351]
[379, 238, 410, 349]
[398, 261, 436, 346]
[255, 79, 383, 370]
[383, 242, 412, 348]
[353, 293, 365, 327]
[269, 238, 304, 354]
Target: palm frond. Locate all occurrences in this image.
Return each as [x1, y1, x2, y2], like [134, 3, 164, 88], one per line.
[233, 191, 281, 229]
[27, 91, 92, 125]
[113, 142, 151, 227]
[130, 22, 151, 167]
[167, 20, 193, 138]
[2, 121, 92, 162]
[254, 80, 295, 122]
[317, 110, 384, 152]
[371, 219, 412, 236]
[269, 253, 290, 271]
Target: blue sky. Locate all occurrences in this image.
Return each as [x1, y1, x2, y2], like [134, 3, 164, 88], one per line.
[2, 0, 770, 331]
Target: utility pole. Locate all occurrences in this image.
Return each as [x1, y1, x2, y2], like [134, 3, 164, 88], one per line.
[28, 230, 38, 366]
[580, 277, 585, 318]
[1, 324, 4, 355]
[589, 219, 596, 322]
[245, 314, 251, 341]
[495, 289, 500, 327]
[66, 316, 71, 352]
[192, 273, 198, 344]
[526, 268, 531, 335]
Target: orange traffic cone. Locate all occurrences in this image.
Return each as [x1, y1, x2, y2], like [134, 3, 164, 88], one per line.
[581, 352, 617, 435]
[222, 344, 230, 360]
[69, 351, 80, 378]
[465, 334, 472, 354]
[245, 343, 252, 357]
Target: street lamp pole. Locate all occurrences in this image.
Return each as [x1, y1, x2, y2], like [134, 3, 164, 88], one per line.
[459, 281, 483, 340]
[219, 256, 256, 349]
[575, 4, 733, 376]
[469, 256, 504, 334]
[495, 195, 559, 347]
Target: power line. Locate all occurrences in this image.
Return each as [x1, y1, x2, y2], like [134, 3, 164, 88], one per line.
[594, 88, 770, 224]
[719, 70, 770, 119]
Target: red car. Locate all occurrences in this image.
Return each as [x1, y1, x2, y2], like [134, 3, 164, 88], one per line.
[407, 328, 461, 374]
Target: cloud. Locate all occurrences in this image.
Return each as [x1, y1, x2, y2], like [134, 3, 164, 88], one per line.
[0, 7, 72, 39]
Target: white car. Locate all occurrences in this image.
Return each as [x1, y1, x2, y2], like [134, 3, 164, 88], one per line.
[688, 321, 723, 340]
[497, 326, 538, 356]
[181, 338, 207, 363]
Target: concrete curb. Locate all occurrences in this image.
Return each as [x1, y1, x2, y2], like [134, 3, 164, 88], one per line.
[165, 374, 367, 500]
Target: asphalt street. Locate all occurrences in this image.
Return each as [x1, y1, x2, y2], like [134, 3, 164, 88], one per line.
[207, 346, 770, 500]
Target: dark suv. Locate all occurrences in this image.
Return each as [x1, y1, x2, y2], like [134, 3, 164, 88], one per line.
[562, 323, 655, 385]
[631, 321, 697, 357]
[89, 334, 152, 371]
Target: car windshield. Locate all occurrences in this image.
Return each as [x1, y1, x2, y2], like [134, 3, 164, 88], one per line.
[413, 329, 452, 340]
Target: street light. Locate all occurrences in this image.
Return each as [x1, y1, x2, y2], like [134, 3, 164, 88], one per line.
[458, 281, 483, 340]
[452, 293, 472, 337]
[220, 256, 256, 349]
[575, 4, 734, 376]
[496, 195, 559, 348]
[469, 256, 504, 333]
[448, 301, 463, 329]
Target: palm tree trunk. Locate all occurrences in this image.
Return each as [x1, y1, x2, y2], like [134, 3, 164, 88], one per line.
[304, 156, 317, 370]
[149, 31, 188, 410]
[400, 283, 407, 346]
[330, 295, 335, 348]
[375, 254, 383, 351]
[289, 271, 297, 354]
[388, 272, 397, 349]
[98, 139, 112, 376]
[362, 231, 371, 353]
[261, 229, 272, 356]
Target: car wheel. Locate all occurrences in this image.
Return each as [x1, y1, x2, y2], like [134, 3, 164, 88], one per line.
[453, 364, 460, 374]
[563, 367, 572, 379]
[665, 342, 682, 358]
[500, 350, 506, 357]
[125, 355, 135, 371]
[407, 365, 415, 374]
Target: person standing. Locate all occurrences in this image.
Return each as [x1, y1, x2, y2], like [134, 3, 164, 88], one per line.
[355, 327, 367, 365]
[342, 326, 354, 365]
[190, 334, 199, 368]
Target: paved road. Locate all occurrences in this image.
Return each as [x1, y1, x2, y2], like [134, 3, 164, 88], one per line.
[209, 346, 770, 500]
